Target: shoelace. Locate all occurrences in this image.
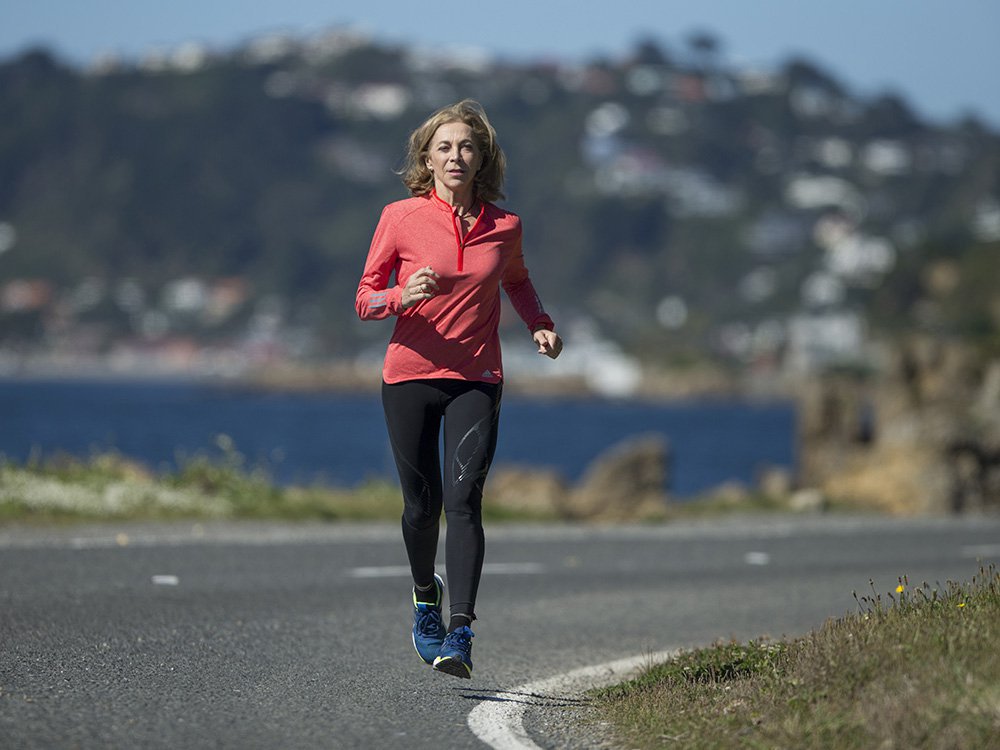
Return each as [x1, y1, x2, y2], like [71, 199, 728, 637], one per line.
[415, 607, 443, 634]
[442, 628, 473, 653]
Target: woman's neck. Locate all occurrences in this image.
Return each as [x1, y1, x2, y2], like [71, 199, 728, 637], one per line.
[434, 184, 476, 215]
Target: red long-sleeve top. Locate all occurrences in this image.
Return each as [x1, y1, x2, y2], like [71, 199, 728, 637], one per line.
[355, 191, 554, 384]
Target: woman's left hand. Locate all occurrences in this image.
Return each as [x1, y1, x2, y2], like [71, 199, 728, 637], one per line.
[533, 329, 563, 359]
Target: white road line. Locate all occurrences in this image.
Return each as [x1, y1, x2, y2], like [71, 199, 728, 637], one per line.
[482, 562, 545, 575]
[962, 544, 1000, 559]
[348, 565, 413, 578]
[467, 648, 679, 750]
[744, 551, 771, 566]
[348, 562, 544, 579]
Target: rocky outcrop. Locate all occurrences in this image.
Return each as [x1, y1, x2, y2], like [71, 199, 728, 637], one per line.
[797, 337, 1000, 515]
[947, 359, 1000, 512]
[488, 340, 1000, 520]
[484, 467, 567, 517]
[487, 434, 671, 521]
[563, 434, 671, 521]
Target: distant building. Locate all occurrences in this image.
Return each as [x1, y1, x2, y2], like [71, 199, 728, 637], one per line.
[973, 198, 1000, 242]
[1, 279, 53, 313]
[785, 174, 865, 216]
[162, 277, 208, 315]
[351, 83, 411, 120]
[785, 311, 866, 373]
[733, 68, 787, 96]
[861, 140, 912, 176]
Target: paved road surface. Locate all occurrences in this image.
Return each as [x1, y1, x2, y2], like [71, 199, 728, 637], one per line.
[1, 515, 998, 749]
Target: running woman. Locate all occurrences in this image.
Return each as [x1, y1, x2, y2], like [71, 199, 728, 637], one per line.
[355, 100, 562, 678]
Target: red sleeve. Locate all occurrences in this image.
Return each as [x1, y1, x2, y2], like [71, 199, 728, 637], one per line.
[501, 221, 555, 332]
[356, 206, 405, 320]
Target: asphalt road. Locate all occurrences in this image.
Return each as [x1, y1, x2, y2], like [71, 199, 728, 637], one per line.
[1, 515, 998, 749]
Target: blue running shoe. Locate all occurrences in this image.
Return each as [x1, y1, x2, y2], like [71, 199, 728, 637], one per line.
[411, 573, 446, 665]
[433, 626, 474, 679]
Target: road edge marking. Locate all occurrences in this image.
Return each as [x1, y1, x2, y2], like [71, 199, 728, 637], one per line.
[467, 648, 680, 750]
[349, 562, 545, 578]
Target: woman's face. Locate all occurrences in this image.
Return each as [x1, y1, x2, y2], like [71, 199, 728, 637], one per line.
[425, 121, 482, 198]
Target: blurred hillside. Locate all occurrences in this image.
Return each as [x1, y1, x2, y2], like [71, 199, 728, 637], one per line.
[1, 29, 998, 392]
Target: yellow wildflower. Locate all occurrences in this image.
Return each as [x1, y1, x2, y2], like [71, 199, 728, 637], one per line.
[895, 584, 905, 593]
[957, 602, 966, 608]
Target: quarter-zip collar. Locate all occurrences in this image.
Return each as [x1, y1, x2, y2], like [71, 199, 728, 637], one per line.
[431, 189, 485, 273]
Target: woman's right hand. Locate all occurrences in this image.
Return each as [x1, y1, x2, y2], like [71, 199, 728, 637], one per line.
[401, 266, 440, 309]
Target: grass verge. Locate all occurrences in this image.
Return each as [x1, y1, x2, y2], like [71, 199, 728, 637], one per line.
[0, 438, 865, 526]
[0, 439, 557, 524]
[594, 566, 1000, 749]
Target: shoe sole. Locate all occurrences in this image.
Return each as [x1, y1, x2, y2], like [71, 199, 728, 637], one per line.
[433, 657, 472, 679]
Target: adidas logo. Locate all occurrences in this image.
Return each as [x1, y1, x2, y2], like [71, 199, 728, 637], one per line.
[482, 370, 495, 378]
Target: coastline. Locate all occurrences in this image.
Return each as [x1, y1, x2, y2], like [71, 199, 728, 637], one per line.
[0, 355, 788, 404]
[6, 337, 998, 518]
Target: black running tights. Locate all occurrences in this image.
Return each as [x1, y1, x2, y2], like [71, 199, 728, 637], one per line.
[381, 378, 502, 621]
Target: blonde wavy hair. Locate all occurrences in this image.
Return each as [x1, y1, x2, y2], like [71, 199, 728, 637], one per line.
[399, 99, 507, 202]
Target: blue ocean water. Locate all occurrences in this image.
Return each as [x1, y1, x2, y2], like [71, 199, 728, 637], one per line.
[0, 378, 796, 498]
